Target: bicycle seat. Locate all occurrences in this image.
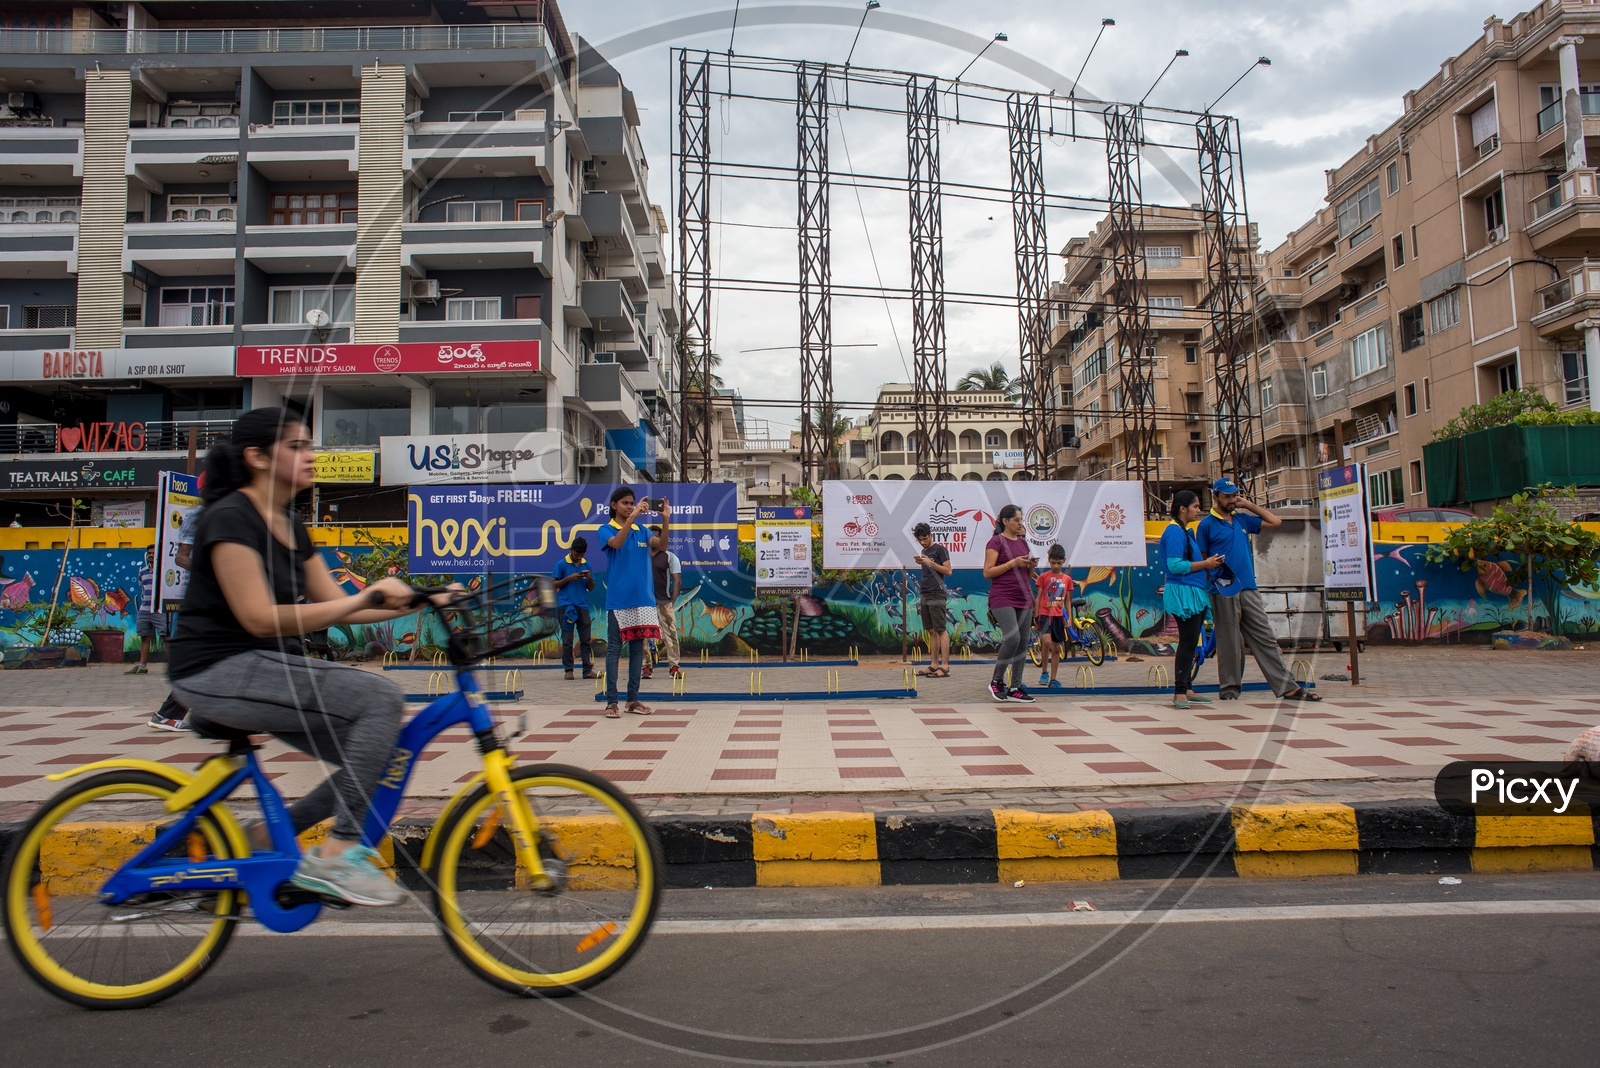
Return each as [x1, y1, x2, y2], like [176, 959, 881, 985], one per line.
[1071, 599, 1088, 612]
[187, 715, 256, 744]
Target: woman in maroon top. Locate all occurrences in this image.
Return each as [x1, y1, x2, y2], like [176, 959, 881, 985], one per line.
[983, 504, 1038, 703]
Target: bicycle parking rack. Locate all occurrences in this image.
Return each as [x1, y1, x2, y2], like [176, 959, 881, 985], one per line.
[1292, 658, 1312, 683]
[401, 667, 524, 703]
[1146, 664, 1170, 688]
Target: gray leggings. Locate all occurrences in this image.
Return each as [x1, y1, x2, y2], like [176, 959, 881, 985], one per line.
[171, 650, 405, 840]
[990, 605, 1034, 689]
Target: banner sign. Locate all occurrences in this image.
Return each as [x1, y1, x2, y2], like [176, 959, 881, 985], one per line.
[408, 482, 739, 573]
[314, 451, 376, 484]
[379, 432, 562, 485]
[822, 480, 1146, 570]
[0, 456, 173, 490]
[235, 339, 541, 377]
[0, 347, 236, 383]
[754, 507, 814, 589]
[98, 500, 146, 528]
[1318, 463, 1376, 602]
[155, 471, 202, 609]
[992, 450, 1026, 470]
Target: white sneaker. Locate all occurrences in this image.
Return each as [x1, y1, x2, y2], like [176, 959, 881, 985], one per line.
[290, 844, 404, 907]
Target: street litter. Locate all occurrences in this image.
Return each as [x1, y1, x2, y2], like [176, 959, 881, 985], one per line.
[1067, 901, 1097, 911]
[1012, 880, 1025, 888]
[1438, 877, 1462, 885]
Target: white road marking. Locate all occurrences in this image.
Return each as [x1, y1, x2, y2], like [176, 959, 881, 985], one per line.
[239, 899, 1600, 937]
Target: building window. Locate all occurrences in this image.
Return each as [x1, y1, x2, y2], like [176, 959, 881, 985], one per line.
[1259, 375, 1275, 410]
[1427, 290, 1461, 333]
[513, 199, 546, 222]
[1083, 400, 1101, 428]
[1403, 152, 1413, 182]
[446, 297, 502, 321]
[0, 197, 81, 223]
[1350, 324, 1390, 378]
[1143, 245, 1182, 266]
[23, 305, 76, 329]
[164, 102, 239, 128]
[1496, 360, 1520, 394]
[1189, 442, 1205, 463]
[1391, 233, 1405, 269]
[850, 440, 868, 459]
[270, 192, 357, 226]
[1185, 344, 1197, 364]
[446, 110, 503, 122]
[1403, 382, 1417, 417]
[272, 99, 360, 125]
[1468, 97, 1499, 156]
[1386, 160, 1400, 194]
[1399, 304, 1425, 351]
[159, 286, 235, 327]
[1408, 459, 1424, 495]
[1562, 351, 1591, 405]
[269, 285, 356, 325]
[1482, 186, 1507, 240]
[1335, 176, 1381, 237]
[1369, 466, 1405, 508]
[1148, 295, 1184, 310]
[1423, 377, 1432, 410]
[1411, 225, 1419, 257]
[1311, 365, 1329, 398]
[984, 430, 1006, 448]
[513, 295, 543, 320]
[167, 194, 236, 223]
[446, 200, 504, 223]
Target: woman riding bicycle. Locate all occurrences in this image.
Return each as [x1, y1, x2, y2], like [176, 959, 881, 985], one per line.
[167, 407, 433, 907]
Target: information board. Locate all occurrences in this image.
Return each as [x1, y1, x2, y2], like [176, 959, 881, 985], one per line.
[1317, 463, 1376, 602]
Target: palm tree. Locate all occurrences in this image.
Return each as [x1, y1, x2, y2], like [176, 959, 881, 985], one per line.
[955, 361, 1021, 400]
[807, 402, 854, 480]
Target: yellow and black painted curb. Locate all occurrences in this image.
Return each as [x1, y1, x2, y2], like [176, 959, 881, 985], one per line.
[10, 802, 1600, 890]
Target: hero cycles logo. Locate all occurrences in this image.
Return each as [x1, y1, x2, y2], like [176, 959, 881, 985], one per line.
[407, 440, 541, 474]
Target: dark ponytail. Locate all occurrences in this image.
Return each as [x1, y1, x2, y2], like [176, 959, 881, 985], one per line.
[201, 407, 303, 505]
[994, 503, 1021, 536]
[1169, 489, 1199, 522]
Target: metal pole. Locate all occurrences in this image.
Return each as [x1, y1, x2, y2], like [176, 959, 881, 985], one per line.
[797, 62, 834, 492]
[900, 568, 909, 661]
[1104, 103, 1160, 511]
[907, 75, 949, 479]
[1346, 602, 1361, 686]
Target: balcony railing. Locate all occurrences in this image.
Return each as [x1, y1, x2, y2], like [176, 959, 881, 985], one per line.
[0, 23, 547, 55]
[0, 419, 232, 456]
[1537, 90, 1600, 135]
[1530, 167, 1597, 222]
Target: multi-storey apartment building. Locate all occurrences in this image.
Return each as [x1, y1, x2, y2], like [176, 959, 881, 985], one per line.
[1258, 0, 1600, 517]
[0, 0, 675, 525]
[857, 383, 1029, 482]
[1043, 206, 1227, 509]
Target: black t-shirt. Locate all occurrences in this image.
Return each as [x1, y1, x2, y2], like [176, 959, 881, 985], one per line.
[168, 491, 315, 679]
[919, 543, 950, 598]
[651, 549, 671, 601]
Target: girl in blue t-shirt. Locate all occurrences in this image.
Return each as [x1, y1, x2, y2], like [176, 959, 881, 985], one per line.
[1161, 490, 1225, 709]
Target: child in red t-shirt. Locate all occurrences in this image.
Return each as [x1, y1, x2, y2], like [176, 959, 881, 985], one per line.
[1033, 543, 1074, 689]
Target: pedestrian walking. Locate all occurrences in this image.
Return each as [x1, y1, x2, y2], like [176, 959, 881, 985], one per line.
[552, 536, 597, 680]
[1195, 478, 1321, 702]
[983, 504, 1038, 703]
[147, 508, 199, 732]
[912, 523, 952, 678]
[127, 546, 164, 675]
[601, 487, 665, 718]
[1161, 490, 1226, 709]
[649, 525, 683, 678]
[1033, 543, 1073, 691]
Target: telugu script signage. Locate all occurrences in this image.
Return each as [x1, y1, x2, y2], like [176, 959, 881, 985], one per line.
[236, 340, 542, 377]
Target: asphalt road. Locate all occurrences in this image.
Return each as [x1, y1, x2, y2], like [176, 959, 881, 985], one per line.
[4, 873, 1598, 1067]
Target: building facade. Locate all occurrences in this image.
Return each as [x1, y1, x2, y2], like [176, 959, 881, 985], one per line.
[1258, 0, 1600, 518]
[0, 0, 676, 525]
[857, 383, 1030, 481]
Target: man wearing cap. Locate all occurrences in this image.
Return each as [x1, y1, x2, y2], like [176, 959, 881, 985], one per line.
[1195, 478, 1321, 702]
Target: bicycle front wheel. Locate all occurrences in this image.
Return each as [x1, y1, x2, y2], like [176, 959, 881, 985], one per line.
[431, 764, 662, 997]
[1078, 621, 1107, 666]
[1027, 638, 1042, 667]
[2, 771, 241, 1010]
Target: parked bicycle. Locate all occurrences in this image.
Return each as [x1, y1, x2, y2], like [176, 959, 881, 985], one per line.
[1028, 599, 1113, 668]
[2, 578, 663, 1010]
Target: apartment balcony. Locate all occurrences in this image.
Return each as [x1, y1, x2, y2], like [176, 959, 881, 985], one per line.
[577, 361, 643, 430]
[4, 23, 550, 54]
[1526, 168, 1600, 256]
[1346, 364, 1397, 408]
[583, 193, 648, 298]
[1259, 402, 1308, 443]
[123, 221, 236, 275]
[1142, 254, 1204, 280]
[1298, 257, 1341, 307]
[0, 128, 83, 183]
[242, 223, 356, 273]
[402, 221, 550, 273]
[1254, 271, 1305, 313]
[1532, 258, 1600, 336]
[1261, 467, 1317, 505]
[580, 278, 640, 347]
[121, 326, 235, 354]
[405, 120, 547, 179]
[0, 222, 76, 277]
[243, 125, 358, 181]
[126, 125, 240, 186]
[583, 116, 651, 225]
[639, 232, 667, 284]
[1255, 338, 1309, 376]
[717, 437, 798, 457]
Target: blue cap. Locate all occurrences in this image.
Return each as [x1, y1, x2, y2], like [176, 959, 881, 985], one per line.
[1211, 477, 1240, 495]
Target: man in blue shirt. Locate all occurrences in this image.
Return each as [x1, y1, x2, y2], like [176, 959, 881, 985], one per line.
[551, 536, 597, 681]
[127, 546, 164, 675]
[601, 487, 669, 718]
[1195, 478, 1319, 702]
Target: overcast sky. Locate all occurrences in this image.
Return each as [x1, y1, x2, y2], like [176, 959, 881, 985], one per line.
[568, 0, 1494, 435]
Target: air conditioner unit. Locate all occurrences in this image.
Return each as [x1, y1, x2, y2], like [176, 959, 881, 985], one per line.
[578, 446, 608, 468]
[409, 278, 441, 302]
[515, 108, 547, 123]
[1486, 225, 1507, 246]
[1477, 134, 1500, 159]
[7, 91, 40, 112]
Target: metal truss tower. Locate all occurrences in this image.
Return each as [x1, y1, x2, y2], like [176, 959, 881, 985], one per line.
[677, 52, 715, 482]
[1007, 93, 1052, 481]
[796, 63, 834, 490]
[906, 75, 949, 478]
[1197, 113, 1259, 495]
[1103, 104, 1161, 507]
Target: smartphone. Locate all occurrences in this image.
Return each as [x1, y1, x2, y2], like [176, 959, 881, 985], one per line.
[643, 497, 666, 513]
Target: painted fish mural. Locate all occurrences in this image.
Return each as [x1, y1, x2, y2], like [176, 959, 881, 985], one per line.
[1474, 559, 1526, 612]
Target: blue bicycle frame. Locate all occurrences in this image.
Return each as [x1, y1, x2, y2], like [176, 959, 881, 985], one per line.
[95, 670, 497, 934]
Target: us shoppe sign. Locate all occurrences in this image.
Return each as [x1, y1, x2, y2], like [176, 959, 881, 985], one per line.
[236, 340, 541, 377]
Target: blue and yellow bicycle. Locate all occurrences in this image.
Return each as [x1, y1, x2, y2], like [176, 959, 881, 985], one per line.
[2, 580, 662, 1010]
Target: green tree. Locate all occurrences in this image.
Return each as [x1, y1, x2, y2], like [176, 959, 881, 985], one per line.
[808, 402, 854, 479]
[955, 361, 1021, 400]
[1424, 484, 1600, 633]
[1430, 388, 1555, 441]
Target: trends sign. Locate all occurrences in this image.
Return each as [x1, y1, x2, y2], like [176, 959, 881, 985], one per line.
[235, 340, 541, 377]
[379, 433, 563, 485]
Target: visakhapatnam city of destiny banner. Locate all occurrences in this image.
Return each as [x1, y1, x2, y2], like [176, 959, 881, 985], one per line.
[822, 480, 1148, 570]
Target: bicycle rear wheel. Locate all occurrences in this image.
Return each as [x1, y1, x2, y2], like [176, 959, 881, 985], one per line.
[2, 771, 241, 1010]
[1027, 638, 1042, 667]
[431, 764, 662, 997]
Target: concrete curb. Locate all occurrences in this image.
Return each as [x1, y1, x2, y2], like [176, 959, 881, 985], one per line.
[9, 802, 1599, 889]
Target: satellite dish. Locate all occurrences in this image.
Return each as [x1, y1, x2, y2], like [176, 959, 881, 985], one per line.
[304, 308, 330, 329]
